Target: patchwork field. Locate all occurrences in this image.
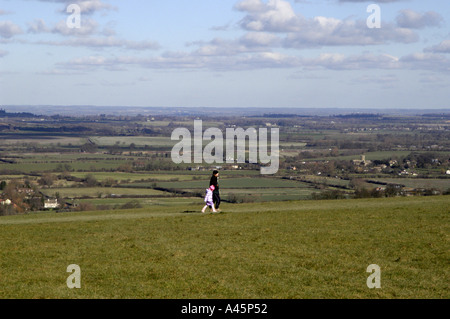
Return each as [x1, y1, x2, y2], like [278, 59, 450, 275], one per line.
[129, 177, 311, 189]
[123, 177, 318, 202]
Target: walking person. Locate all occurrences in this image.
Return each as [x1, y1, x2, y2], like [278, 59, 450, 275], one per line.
[209, 170, 221, 211]
[202, 185, 217, 213]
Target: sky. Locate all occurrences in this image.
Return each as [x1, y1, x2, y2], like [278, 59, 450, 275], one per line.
[0, 0, 449, 109]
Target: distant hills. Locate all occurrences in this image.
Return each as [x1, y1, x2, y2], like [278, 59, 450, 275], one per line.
[1, 105, 449, 117]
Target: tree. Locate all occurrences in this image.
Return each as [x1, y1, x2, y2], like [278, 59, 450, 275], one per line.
[118, 163, 133, 172]
[84, 174, 98, 187]
[330, 147, 339, 157]
[102, 178, 116, 187]
[2, 180, 27, 214]
[38, 173, 56, 187]
[385, 184, 399, 197]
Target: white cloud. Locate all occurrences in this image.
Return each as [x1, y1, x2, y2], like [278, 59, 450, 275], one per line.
[22, 3, 157, 52]
[51, 18, 99, 36]
[190, 36, 274, 57]
[234, 0, 268, 13]
[37, 36, 160, 51]
[301, 53, 400, 70]
[297, 52, 450, 74]
[73, 0, 114, 15]
[236, 0, 302, 32]
[424, 40, 450, 54]
[283, 17, 418, 48]
[27, 19, 50, 33]
[25, 0, 114, 15]
[52, 45, 450, 75]
[191, 38, 248, 56]
[0, 20, 23, 38]
[396, 10, 443, 29]
[240, 32, 281, 47]
[400, 53, 450, 73]
[235, 0, 419, 48]
[55, 48, 303, 73]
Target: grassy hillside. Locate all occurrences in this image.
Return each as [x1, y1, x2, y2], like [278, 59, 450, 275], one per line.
[0, 196, 448, 299]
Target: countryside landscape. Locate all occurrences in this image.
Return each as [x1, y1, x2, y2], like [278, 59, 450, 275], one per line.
[0, 107, 448, 299]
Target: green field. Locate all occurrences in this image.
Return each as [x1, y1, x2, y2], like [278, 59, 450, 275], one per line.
[304, 151, 414, 162]
[0, 196, 448, 299]
[0, 136, 86, 145]
[303, 150, 450, 163]
[69, 172, 198, 182]
[123, 176, 318, 202]
[0, 161, 129, 173]
[370, 178, 450, 191]
[78, 197, 200, 207]
[90, 136, 175, 147]
[221, 187, 316, 201]
[130, 177, 311, 190]
[41, 187, 169, 198]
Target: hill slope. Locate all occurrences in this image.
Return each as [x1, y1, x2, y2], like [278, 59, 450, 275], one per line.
[0, 196, 448, 298]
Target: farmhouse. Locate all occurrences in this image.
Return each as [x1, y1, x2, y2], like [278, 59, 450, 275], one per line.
[44, 199, 59, 209]
[0, 199, 12, 205]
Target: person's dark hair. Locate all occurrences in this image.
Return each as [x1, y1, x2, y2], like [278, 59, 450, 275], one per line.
[212, 170, 219, 175]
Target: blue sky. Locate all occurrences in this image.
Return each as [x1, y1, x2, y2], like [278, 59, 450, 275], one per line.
[0, 0, 449, 109]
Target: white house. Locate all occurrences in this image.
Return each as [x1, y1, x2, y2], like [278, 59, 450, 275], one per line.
[0, 199, 12, 206]
[44, 199, 59, 209]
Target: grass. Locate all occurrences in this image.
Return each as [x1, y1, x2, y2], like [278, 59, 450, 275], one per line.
[129, 177, 312, 190]
[41, 187, 169, 198]
[0, 161, 128, 173]
[77, 197, 199, 207]
[0, 136, 85, 145]
[370, 178, 450, 191]
[0, 195, 448, 299]
[69, 172, 198, 182]
[304, 150, 450, 163]
[299, 175, 351, 187]
[303, 151, 414, 162]
[89, 136, 176, 147]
